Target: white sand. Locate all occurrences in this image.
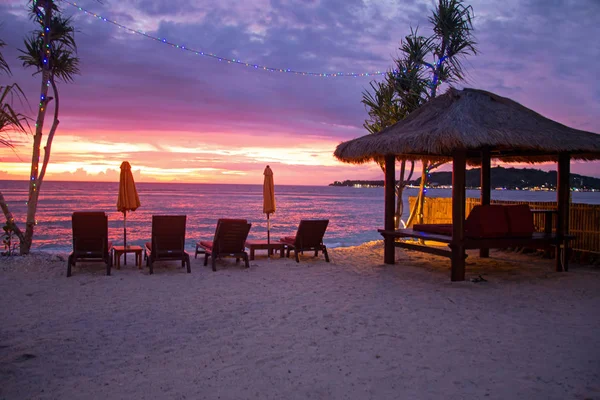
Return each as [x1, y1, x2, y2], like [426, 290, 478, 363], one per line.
[1, 242, 599, 400]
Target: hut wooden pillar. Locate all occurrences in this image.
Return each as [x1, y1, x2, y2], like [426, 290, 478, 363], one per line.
[451, 151, 467, 281]
[384, 154, 396, 264]
[480, 149, 491, 258]
[556, 153, 570, 272]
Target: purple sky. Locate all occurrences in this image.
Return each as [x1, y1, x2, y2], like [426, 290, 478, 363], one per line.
[1, 0, 599, 184]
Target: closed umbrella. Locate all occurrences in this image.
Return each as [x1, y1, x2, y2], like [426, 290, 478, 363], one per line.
[263, 165, 276, 257]
[117, 161, 140, 265]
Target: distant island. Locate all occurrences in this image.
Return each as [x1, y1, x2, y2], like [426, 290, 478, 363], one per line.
[329, 166, 600, 191]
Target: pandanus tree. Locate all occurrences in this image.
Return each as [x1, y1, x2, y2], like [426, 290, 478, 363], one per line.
[362, 70, 416, 228]
[362, 0, 476, 228]
[0, 0, 80, 254]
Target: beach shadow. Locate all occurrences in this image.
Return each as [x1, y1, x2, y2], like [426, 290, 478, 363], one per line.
[67, 261, 111, 277]
[331, 241, 590, 284]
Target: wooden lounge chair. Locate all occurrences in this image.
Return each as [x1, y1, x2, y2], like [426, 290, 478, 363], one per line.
[67, 211, 112, 277]
[144, 215, 191, 274]
[198, 219, 252, 271]
[280, 219, 330, 263]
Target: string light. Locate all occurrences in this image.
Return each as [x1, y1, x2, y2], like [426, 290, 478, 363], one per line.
[58, 0, 385, 78]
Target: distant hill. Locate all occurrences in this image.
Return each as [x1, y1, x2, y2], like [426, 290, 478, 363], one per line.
[329, 166, 600, 190]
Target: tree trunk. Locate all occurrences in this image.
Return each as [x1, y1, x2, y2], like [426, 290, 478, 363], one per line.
[0, 191, 25, 243]
[405, 161, 428, 227]
[416, 161, 428, 225]
[405, 190, 421, 228]
[21, 2, 53, 255]
[394, 160, 406, 229]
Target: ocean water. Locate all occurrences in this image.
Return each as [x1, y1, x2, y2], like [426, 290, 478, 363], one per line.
[1, 180, 599, 253]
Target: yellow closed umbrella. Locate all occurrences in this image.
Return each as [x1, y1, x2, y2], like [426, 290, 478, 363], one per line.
[117, 161, 140, 264]
[263, 165, 276, 255]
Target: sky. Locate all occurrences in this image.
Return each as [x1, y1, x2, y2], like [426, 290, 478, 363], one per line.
[0, 0, 599, 185]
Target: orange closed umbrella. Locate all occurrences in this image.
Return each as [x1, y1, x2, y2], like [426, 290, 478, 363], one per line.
[263, 165, 276, 254]
[117, 161, 140, 264]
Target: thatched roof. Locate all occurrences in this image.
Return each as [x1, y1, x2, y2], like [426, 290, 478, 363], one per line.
[334, 88, 600, 165]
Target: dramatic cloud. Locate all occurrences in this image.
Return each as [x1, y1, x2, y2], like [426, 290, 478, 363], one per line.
[0, 0, 598, 184]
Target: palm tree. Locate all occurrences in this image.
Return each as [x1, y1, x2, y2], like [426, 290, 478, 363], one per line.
[365, 0, 476, 228]
[0, 39, 29, 148]
[362, 72, 415, 228]
[0, 0, 80, 254]
[402, 0, 476, 227]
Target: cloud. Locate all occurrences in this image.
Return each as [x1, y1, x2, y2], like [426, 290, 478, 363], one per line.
[1, 0, 599, 184]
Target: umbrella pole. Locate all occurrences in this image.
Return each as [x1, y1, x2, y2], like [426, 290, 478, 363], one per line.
[123, 211, 127, 265]
[267, 213, 270, 259]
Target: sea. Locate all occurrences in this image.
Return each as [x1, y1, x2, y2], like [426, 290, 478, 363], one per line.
[1, 180, 600, 254]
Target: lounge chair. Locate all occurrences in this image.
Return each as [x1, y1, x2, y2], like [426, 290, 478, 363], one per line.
[280, 219, 330, 263]
[67, 211, 112, 277]
[194, 218, 247, 258]
[144, 215, 191, 274]
[197, 219, 252, 271]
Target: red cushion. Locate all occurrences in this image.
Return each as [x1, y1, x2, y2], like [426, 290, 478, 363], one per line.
[218, 218, 247, 224]
[504, 205, 535, 237]
[280, 236, 296, 245]
[465, 205, 509, 238]
[413, 224, 453, 236]
[199, 241, 213, 250]
[145, 241, 151, 250]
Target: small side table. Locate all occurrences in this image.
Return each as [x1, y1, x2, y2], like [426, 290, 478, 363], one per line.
[532, 209, 557, 258]
[113, 245, 143, 269]
[245, 241, 285, 260]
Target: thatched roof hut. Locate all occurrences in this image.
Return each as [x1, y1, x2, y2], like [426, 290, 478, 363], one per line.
[333, 87, 600, 281]
[334, 88, 600, 165]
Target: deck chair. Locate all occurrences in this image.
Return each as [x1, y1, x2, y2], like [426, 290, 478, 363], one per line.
[144, 215, 191, 274]
[195, 218, 247, 259]
[280, 219, 330, 263]
[198, 219, 252, 271]
[67, 211, 112, 277]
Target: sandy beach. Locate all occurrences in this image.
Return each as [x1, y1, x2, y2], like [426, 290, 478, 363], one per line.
[1, 242, 599, 400]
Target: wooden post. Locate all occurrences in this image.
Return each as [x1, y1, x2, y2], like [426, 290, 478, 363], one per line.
[556, 153, 570, 272]
[451, 151, 467, 281]
[384, 155, 396, 264]
[450, 151, 467, 281]
[480, 149, 491, 258]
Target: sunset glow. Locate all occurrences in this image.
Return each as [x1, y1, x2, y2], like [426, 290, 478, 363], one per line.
[1, 0, 598, 185]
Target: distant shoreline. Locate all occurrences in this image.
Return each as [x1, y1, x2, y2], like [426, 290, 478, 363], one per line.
[328, 182, 599, 192]
[329, 166, 600, 191]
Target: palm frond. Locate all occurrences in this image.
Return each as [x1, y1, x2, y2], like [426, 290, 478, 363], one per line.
[51, 45, 80, 82]
[0, 84, 30, 147]
[0, 39, 10, 75]
[398, 28, 434, 66]
[362, 73, 403, 134]
[28, 0, 78, 51]
[19, 37, 80, 82]
[18, 36, 41, 72]
[429, 0, 477, 79]
[49, 15, 78, 51]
